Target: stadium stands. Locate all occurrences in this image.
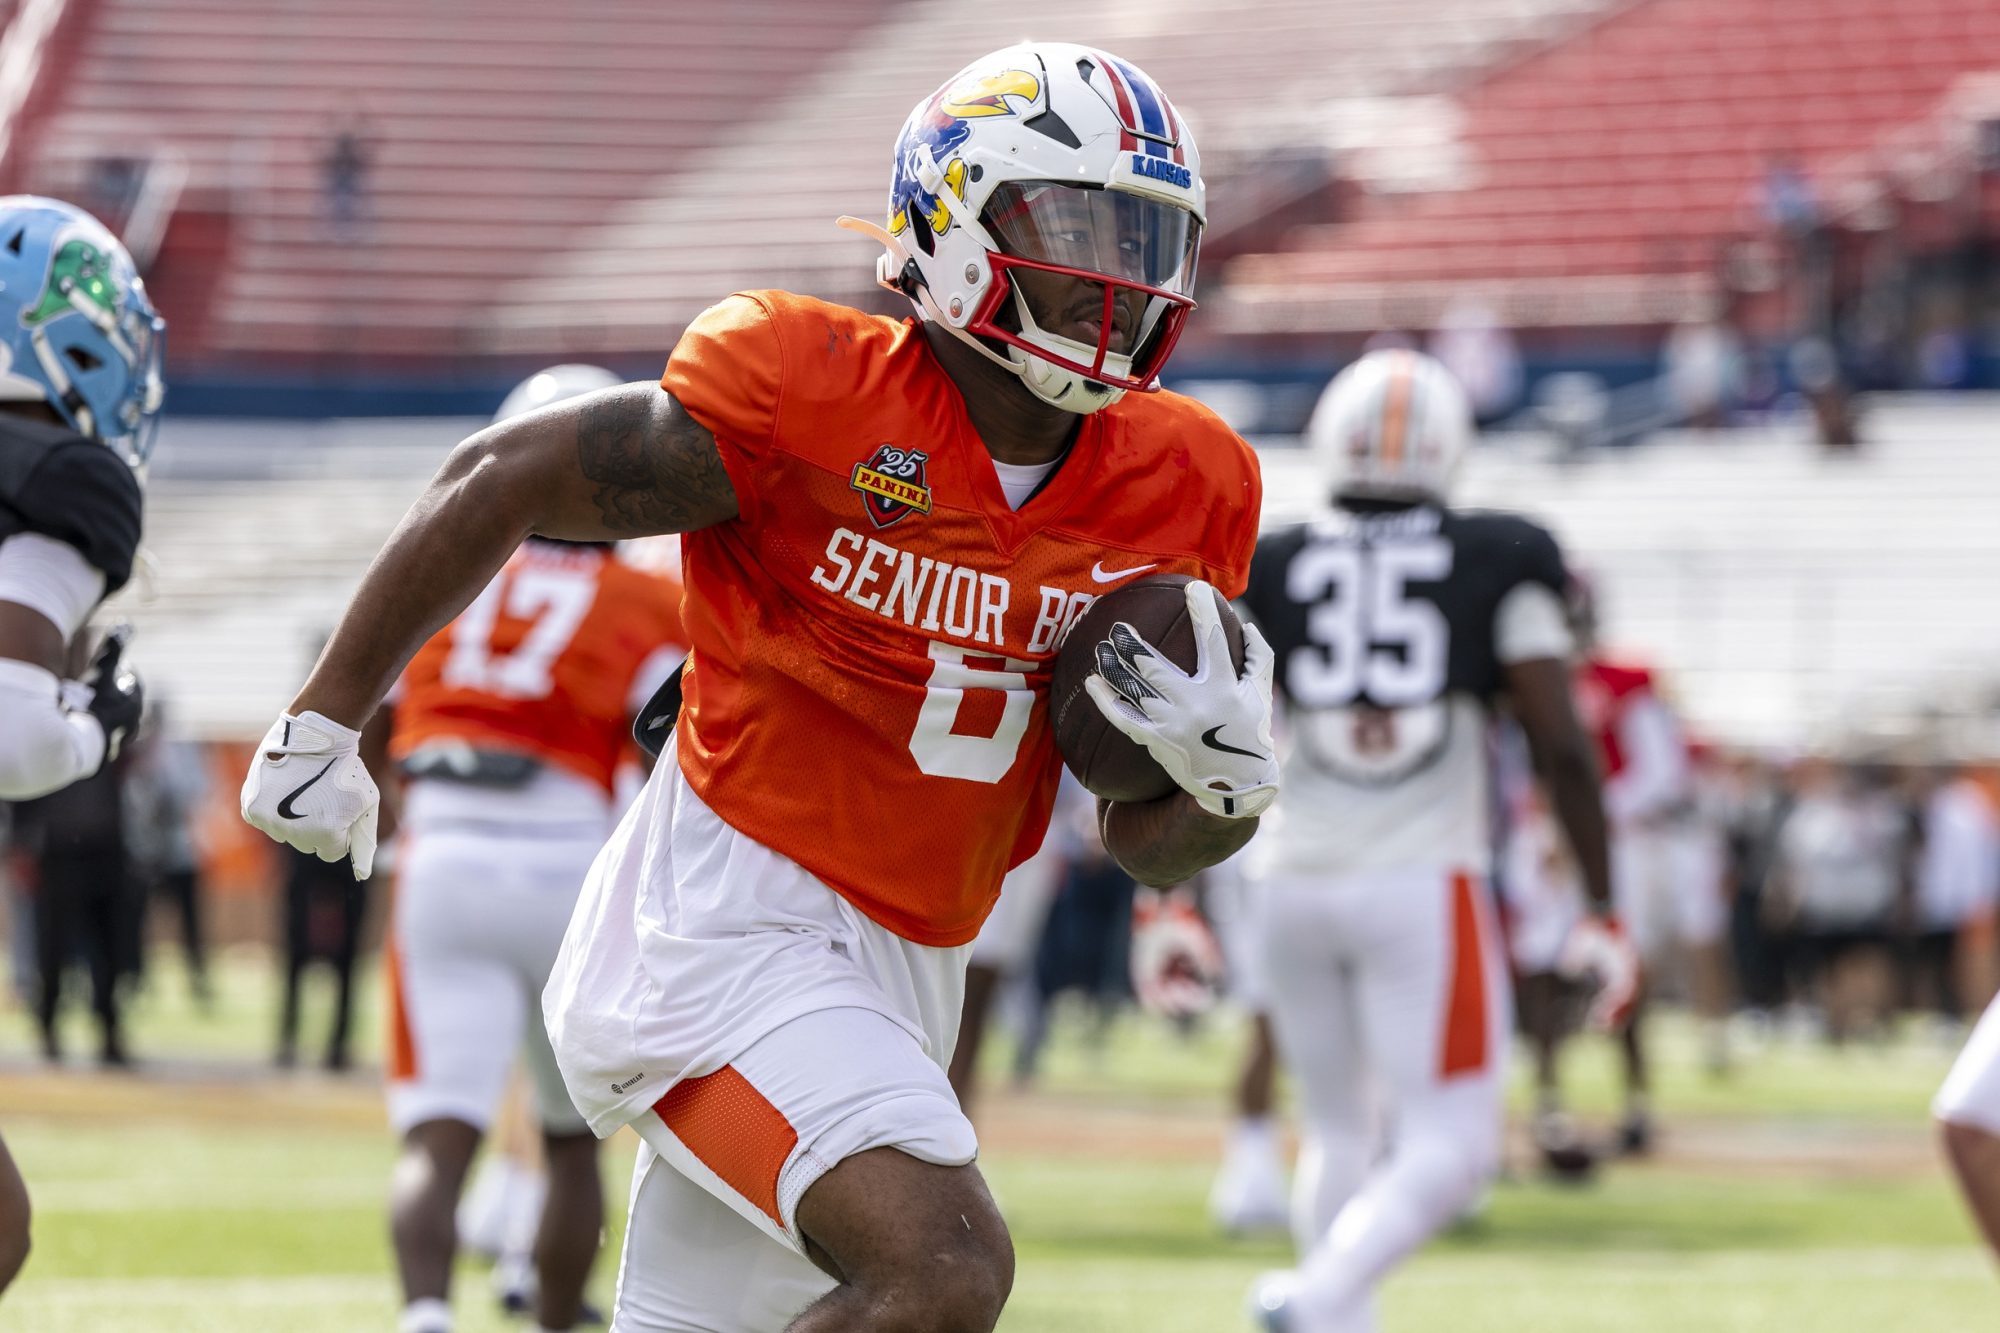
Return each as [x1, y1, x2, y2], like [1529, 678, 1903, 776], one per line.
[13, 0, 1623, 363]
[16, 0, 901, 361]
[1220, 0, 2000, 333]
[491, 0, 1626, 353]
[121, 419, 461, 737]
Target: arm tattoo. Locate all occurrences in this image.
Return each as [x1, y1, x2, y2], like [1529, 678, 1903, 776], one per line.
[1100, 792, 1259, 888]
[575, 390, 736, 535]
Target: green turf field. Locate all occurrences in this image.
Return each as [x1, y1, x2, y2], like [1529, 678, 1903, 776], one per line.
[0, 951, 1992, 1331]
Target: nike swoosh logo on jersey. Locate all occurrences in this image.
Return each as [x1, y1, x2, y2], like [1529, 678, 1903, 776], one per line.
[276, 759, 337, 819]
[1091, 560, 1157, 583]
[1201, 725, 1266, 761]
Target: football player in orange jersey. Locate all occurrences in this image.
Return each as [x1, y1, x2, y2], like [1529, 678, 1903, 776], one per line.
[376, 366, 687, 1333]
[244, 43, 1272, 1332]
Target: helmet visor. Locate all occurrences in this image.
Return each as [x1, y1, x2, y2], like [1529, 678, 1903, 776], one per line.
[983, 181, 1199, 292]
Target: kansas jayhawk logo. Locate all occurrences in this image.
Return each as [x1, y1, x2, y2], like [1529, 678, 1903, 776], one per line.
[850, 444, 933, 528]
[889, 68, 1043, 239]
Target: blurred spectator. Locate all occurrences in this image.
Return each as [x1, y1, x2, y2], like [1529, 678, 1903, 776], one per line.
[322, 105, 375, 242]
[1012, 793, 1137, 1085]
[1788, 337, 1860, 452]
[122, 705, 212, 1007]
[276, 846, 371, 1072]
[1765, 760, 1914, 1042]
[1428, 298, 1522, 425]
[1760, 153, 1821, 238]
[81, 155, 145, 231]
[1910, 767, 2000, 1024]
[12, 758, 136, 1066]
[1661, 309, 1746, 429]
[0, 807, 31, 1010]
[1916, 326, 1975, 389]
[1719, 752, 1791, 1018]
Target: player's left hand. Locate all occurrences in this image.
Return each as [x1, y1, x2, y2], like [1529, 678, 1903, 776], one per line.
[1558, 914, 1640, 1031]
[1129, 886, 1225, 1019]
[240, 711, 381, 880]
[1085, 580, 1279, 819]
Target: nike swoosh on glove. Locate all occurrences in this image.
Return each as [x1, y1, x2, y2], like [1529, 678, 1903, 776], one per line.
[1557, 915, 1640, 1032]
[1129, 886, 1225, 1020]
[1083, 580, 1280, 819]
[241, 711, 380, 880]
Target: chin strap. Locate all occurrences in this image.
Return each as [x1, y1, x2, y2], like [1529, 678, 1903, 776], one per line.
[833, 215, 1120, 416]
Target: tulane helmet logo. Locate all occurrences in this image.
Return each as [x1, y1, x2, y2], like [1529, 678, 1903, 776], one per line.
[0, 197, 166, 464]
[24, 239, 124, 328]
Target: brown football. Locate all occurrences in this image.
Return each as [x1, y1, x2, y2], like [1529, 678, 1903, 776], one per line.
[1049, 574, 1247, 803]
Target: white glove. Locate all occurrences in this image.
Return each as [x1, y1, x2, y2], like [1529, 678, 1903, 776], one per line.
[1084, 580, 1279, 819]
[1557, 914, 1640, 1032]
[241, 711, 380, 880]
[1129, 886, 1225, 1020]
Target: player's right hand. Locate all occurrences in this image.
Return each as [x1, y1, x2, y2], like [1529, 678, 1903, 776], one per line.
[240, 711, 380, 880]
[80, 625, 144, 768]
[1085, 580, 1280, 820]
[1558, 914, 1640, 1032]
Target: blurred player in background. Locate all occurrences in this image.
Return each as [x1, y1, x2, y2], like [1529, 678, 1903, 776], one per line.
[946, 773, 1075, 1116]
[245, 42, 1272, 1332]
[1495, 729, 1597, 1172]
[1243, 349, 1631, 1333]
[376, 365, 686, 1333]
[1206, 856, 1290, 1234]
[0, 195, 164, 1294]
[1569, 576, 1717, 1149]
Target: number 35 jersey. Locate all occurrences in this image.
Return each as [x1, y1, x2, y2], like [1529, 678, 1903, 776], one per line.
[1240, 503, 1571, 879]
[661, 291, 1261, 948]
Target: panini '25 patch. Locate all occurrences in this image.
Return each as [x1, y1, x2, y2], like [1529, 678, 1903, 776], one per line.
[851, 445, 932, 528]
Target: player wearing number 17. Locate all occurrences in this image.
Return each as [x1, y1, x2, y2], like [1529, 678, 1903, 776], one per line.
[240, 41, 1267, 1333]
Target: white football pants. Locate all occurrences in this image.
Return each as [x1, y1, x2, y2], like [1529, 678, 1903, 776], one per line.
[1254, 865, 1511, 1332]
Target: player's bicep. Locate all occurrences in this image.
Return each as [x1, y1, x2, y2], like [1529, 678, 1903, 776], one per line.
[516, 381, 740, 541]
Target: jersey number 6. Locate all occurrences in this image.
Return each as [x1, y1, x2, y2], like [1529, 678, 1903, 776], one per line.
[909, 642, 1037, 783]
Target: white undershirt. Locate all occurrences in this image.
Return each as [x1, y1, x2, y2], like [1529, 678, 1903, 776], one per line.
[990, 456, 1059, 511]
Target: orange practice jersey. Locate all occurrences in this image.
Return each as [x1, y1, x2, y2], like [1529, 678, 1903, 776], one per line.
[662, 291, 1262, 947]
[394, 542, 686, 795]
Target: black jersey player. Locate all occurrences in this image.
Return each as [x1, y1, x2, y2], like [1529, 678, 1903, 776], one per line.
[0, 195, 165, 1293]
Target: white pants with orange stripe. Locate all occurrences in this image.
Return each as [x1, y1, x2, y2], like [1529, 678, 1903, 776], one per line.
[544, 753, 978, 1331]
[1253, 865, 1511, 1333]
[386, 819, 604, 1136]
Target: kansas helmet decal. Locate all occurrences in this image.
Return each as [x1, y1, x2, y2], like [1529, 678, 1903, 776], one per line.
[890, 67, 1043, 238]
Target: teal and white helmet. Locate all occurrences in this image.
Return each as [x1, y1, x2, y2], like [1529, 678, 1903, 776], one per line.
[0, 196, 165, 465]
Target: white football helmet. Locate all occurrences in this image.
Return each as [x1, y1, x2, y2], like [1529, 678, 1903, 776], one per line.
[1306, 348, 1472, 503]
[492, 363, 621, 425]
[840, 42, 1205, 414]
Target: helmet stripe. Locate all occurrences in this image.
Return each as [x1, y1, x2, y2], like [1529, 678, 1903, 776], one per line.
[1161, 97, 1186, 166]
[1105, 54, 1172, 159]
[1085, 49, 1141, 153]
[1379, 351, 1416, 469]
